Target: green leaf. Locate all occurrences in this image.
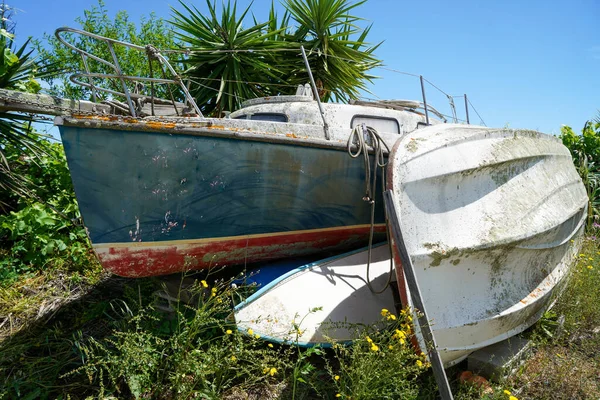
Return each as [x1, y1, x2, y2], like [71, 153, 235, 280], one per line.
[3, 48, 18, 67]
[34, 210, 56, 227]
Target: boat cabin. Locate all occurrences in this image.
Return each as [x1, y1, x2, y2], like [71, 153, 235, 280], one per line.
[229, 88, 442, 137]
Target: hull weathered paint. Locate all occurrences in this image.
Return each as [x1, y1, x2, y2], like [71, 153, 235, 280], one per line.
[59, 124, 386, 277]
[95, 224, 386, 277]
[388, 125, 588, 366]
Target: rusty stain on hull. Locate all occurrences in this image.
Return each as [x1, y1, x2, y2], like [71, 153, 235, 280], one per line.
[95, 225, 387, 277]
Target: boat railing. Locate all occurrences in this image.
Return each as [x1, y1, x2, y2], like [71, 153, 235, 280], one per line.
[55, 27, 203, 118]
[53, 27, 486, 128]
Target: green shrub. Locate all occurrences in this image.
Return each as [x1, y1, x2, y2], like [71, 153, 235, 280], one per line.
[560, 120, 600, 231]
[0, 133, 92, 284]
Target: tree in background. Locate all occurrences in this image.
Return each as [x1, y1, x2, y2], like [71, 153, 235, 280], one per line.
[32, 0, 380, 116]
[171, 0, 382, 115]
[171, 0, 289, 116]
[35, 0, 180, 102]
[282, 0, 381, 102]
[560, 115, 600, 231]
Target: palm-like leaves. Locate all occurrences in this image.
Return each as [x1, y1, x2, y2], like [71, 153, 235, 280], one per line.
[171, 0, 382, 112]
[0, 30, 45, 207]
[171, 0, 288, 116]
[283, 0, 382, 102]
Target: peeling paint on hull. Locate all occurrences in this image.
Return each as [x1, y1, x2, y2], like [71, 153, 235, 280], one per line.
[95, 224, 386, 277]
[59, 123, 387, 277]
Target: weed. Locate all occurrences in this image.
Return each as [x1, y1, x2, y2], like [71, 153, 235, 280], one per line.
[320, 308, 427, 400]
[65, 276, 294, 398]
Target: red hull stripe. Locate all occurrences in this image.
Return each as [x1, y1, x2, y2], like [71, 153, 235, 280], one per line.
[94, 224, 387, 277]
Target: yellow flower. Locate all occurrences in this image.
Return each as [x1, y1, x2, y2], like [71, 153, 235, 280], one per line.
[230, 356, 236, 361]
[263, 367, 269, 374]
[509, 396, 518, 400]
[269, 367, 277, 376]
[255, 334, 260, 339]
[226, 329, 232, 335]
[211, 287, 217, 296]
[370, 344, 379, 352]
[503, 390, 511, 395]
[336, 394, 341, 398]
[400, 338, 406, 345]
[588, 265, 594, 270]
[388, 345, 394, 350]
[416, 360, 423, 368]
[268, 343, 273, 348]
[248, 328, 254, 335]
[380, 308, 389, 316]
[366, 336, 373, 343]
[201, 280, 208, 288]
[589, 257, 594, 261]
[334, 375, 340, 381]
[388, 314, 397, 321]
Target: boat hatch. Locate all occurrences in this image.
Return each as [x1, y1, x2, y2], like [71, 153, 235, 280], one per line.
[351, 115, 401, 134]
[233, 112, 289, 122]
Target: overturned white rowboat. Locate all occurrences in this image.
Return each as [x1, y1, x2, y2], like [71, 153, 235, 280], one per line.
[388, 124, 587, 366]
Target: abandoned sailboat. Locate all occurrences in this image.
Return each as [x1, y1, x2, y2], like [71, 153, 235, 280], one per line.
[52, 28, 440, 277]
[57, 94, 435, 276]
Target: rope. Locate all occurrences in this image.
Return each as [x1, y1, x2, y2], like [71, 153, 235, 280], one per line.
[346, 123, 394, 294]
[467, 98, 487, 126]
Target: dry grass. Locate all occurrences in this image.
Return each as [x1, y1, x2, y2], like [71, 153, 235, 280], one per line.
[506, 345, 600, 400]
[0, 266, 106, 341]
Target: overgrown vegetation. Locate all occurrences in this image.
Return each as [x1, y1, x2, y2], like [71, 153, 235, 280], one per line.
[560, 117, 600, 232]
[0, 133, 97, 284]
[1, 1, 599, 399]
[0, 272, 432, 399]
[0, 2, 46, 203]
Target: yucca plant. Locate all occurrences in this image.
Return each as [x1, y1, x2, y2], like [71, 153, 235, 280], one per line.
[283, 0, 382, 102]
[171, 0, 382, 113]
[0, 11, 45, 208]
[171, 0, 289, 116]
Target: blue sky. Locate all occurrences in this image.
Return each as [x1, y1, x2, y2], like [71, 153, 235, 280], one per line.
[12, 0, 600, 134]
